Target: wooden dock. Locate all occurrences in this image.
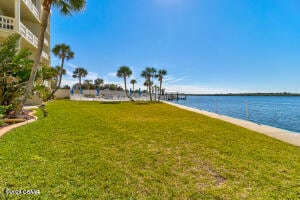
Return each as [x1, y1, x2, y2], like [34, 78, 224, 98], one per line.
[162, 92, 187, 101]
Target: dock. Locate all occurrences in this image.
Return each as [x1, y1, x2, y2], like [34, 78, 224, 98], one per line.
[162, 92, 187, 101]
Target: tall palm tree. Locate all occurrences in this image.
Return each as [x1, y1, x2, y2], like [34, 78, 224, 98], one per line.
[116, 66, 132, 98]
[72, 67, 88, 92]
[130, 79, 137, 92]
[47, 44, 74, 100]
[17, 0, 86, 114]
[155, 69, 167, 102]
[141, 67, 156, 101]
[94, 78, 104, 89]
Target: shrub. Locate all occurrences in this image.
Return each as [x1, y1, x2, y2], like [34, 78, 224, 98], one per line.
[0, 105, 12, 116]
[0, 34, 33, 110]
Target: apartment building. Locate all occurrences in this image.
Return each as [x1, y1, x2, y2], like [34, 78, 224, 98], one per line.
[0, 0, 50, 65]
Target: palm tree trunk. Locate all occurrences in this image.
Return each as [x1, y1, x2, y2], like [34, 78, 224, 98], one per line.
[47, 57, 65, 100]
[124, 77, 135, 102]
[148, 78, 152, 101]
[124, 77, 127, 97]
[79, 76, 82, 93]
[158, 79, 162, 102]
[15, 2, 51, 116]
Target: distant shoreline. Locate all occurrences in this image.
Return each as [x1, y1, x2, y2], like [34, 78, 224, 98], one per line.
[182, 93, 300, 96]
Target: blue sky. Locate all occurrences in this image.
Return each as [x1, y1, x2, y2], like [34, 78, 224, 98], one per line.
[51, 0, 300, 93]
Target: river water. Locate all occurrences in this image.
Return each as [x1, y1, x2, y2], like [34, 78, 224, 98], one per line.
[170, 96, 300, 134]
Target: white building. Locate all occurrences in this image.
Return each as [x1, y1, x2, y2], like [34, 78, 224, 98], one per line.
[0, 0, 50, 65]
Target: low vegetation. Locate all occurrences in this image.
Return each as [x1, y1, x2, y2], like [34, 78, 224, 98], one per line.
[0, 101, 299, 199]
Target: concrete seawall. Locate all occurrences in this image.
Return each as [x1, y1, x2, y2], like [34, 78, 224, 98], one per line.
[163, 101, 300, 147]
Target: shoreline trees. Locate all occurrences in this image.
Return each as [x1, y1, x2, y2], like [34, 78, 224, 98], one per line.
[141, 67, 156, 101]
[156, 69, 167, 102]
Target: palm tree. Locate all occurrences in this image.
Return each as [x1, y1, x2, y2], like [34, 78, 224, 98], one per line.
[94, 78, 104, 89]
[155, 69, 167, 102]
[143, 80, 151, 92]
[130, 79, 137, 92]
[17, 0, 86, 114]
[41, 65, 58, 84]
[141, 67, 156, 101]
[83, 79, 93, 90]
[116, 66, 132, 98]
[47, 44, 74, 100]
[72, 67, 88, 92]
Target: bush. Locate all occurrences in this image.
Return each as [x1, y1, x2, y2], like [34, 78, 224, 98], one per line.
[34, 85, 51, 101]
[0, 34, 33, 111]
[0, 105, 12, 116]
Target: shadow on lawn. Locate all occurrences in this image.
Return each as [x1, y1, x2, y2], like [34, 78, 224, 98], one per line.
[100, 102, 121, 104]
[134, 102, 159, 105]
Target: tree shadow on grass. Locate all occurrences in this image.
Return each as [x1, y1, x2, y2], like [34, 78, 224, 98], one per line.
[134, 101, 155, 105]
[100, 102, 121, 104]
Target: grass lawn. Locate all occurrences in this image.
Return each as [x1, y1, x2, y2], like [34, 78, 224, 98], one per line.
[0, 100, 299, 199]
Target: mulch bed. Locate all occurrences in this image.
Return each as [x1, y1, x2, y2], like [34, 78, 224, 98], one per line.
[0, 110, 35, 130]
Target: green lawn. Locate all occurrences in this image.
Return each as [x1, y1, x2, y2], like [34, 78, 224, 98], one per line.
[0, 100, 299, 199]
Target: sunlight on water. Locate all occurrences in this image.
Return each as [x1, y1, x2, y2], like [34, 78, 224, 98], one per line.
[172, 96, 300, 133]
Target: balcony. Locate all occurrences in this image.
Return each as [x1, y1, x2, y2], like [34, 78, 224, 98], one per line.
[0, 15, 39, 48]
[42, 51, 49, 60]
[0, 15, 49, 61]
[19, 22, 38, 47]
[22, 0, 40, 21]
[0, 15, 15, 32]
[44, 38, 49, 46]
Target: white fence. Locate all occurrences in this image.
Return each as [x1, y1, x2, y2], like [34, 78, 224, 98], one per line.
[68, 90, 150, 101]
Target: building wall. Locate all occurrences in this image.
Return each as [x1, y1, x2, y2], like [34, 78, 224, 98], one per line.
[22, 19, 39, 36]
[0, 0, 50, 66]
[24, 95, 43, 106]
[54, 89, 70, 99]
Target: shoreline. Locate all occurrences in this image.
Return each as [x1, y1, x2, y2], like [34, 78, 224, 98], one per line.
[182, 93, 300, 96]
[162, 100, 300, 147]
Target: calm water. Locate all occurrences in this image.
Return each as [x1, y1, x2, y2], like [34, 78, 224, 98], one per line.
[170, 96, 300, 134]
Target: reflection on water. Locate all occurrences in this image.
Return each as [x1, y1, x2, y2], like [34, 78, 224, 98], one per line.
[172, 96, 300, 133]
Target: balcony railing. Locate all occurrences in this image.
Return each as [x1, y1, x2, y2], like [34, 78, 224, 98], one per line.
[42, 51, 49, 60]
[0, 15, 14, 32]
[22, 0, 40, 20]
[44, 38, 49, 46]
[19, 23, 49, 47]
[19, 22, 39, 47]
[0, 15, 49, 61]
